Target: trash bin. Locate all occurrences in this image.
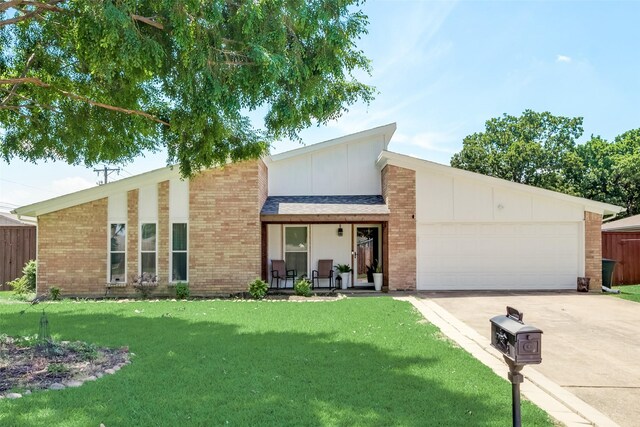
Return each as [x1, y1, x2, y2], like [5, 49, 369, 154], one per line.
[602, 259, 617, 289]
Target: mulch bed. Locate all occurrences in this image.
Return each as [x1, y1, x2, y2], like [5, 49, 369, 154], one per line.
[0, 336, 129, 394]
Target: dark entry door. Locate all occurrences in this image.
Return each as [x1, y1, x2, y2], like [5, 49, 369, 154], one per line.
[353, 225, 381, 286]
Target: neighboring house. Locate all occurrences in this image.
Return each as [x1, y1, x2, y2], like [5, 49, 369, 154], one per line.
[0, 213, 37, 290]
[13, 124, 623, 297]
[602, 214, 640, 285]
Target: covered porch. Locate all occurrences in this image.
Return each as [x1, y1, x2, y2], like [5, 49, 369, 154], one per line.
[260, 195, 390, 290]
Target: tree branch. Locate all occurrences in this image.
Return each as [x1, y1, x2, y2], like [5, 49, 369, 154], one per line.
[1, 52, 36, 105]
[0, 0, 23, 13]
[0, 76, 170, 126]
[131, 14, 163, 30]
[0, 0, 65, 28]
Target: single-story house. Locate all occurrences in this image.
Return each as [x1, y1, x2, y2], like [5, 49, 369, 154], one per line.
[0, 212, 37, 289]
[13, 123, 623, 297]
[602, 214, 640, 285]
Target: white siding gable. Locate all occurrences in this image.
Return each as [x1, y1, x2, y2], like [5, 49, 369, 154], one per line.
[268, 133, 388, 196]
[416, 168, 584, 223]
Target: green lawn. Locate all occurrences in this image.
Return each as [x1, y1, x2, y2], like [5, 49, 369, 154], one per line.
[0, 297, 553, 426]
[0, 291, 31, 302]
[612, 284, 640, 302]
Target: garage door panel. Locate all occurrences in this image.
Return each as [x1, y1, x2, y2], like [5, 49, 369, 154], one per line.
[417, 222, 581, 290]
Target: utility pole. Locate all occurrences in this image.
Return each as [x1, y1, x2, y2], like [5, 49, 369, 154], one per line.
[94, 165, 120, 185]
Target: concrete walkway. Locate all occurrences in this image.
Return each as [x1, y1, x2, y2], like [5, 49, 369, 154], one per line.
[398, 292, 639, 426]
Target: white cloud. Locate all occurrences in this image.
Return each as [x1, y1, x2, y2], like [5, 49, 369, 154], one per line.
[51, 176, 95, 195]
[556, 54, 572, 63]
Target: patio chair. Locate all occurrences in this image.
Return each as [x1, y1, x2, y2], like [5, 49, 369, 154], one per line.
[271, 260, 296, 289]
[312, 259, 334, 289]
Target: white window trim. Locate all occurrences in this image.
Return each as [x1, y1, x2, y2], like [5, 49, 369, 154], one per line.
[108, 222, 127, 284]
[170, 222, 189, 283]
[139, 222, 158, 277]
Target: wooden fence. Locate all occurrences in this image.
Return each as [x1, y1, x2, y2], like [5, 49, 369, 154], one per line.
[1, 226, 36, 290]
[602, 231, 640, 285]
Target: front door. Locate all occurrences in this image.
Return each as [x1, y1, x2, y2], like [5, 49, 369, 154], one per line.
[353, 225, 381, 287]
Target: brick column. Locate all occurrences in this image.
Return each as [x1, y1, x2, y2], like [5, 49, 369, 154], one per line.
[127, 189, 139, 282]
[382, 165, 416, 291]
[189, 161, 263, 294]
[584, 211, 603, 291]
[158, 181, 170, 284]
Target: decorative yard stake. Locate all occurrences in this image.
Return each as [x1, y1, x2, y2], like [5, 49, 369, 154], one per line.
[38, 309, 50, 342]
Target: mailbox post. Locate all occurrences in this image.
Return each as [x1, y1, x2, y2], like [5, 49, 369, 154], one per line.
[490, 307, 542, 427]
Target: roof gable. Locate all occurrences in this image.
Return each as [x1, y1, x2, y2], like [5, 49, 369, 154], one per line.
[13, 166, 180, 218]
[268, 123, 396, 163]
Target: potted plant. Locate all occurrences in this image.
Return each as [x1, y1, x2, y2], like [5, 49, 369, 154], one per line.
[335, 264, 352, 289]
[366, 259, 379, 283]
[373, 264, 383, 291]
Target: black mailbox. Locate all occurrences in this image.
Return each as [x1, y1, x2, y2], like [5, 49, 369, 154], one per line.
[490, 307, 542, 365]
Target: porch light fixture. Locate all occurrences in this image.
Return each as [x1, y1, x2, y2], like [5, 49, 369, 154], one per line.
[337, 225, 343, 237]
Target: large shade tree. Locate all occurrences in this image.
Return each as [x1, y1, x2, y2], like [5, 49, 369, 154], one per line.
[0, 0, 375, 175]
[450, 110, 584, 194]
[566, 130, 640, 216]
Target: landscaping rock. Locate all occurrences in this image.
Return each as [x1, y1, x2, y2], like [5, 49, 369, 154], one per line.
[24, 390, 31, 395]
[49, 383, 66, 390]
[84, 376, 97, 381]
[104, 368, 116, 375]
[65, 380, 83, 388]
[6, 393, 22, 399]
[95, 372, 104, 378]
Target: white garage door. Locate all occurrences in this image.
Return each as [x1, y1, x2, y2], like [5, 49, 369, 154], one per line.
[417, 223, 582, 290]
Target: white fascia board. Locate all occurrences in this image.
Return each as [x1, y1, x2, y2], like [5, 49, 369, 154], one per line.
[377, 150, 625, 217]
[13, 166, 181, 218]
[268, 122, 397, 163]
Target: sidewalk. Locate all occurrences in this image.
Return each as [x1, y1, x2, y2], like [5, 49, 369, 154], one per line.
[397, 296, 621, 427]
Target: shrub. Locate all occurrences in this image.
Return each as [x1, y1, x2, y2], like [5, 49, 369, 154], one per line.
[49, 287, 61, 301]
[248, 279, 268, 299]
[47, 363, 68, 374]
[175, 282, 190, 299]
[8, 260, 37, 295]
[294, 278, 312, 297]
[66, 341, 98, 361]
[132, 273, 158, 299]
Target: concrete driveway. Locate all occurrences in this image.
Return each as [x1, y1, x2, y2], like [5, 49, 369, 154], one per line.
[419, 291, 639, 427]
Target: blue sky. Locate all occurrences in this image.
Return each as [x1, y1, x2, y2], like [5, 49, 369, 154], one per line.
[2, 0, 640, 211]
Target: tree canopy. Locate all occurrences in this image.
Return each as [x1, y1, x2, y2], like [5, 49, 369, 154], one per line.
[450, 110, 583, 194]
[0, 0, 375, 176]
[451, 110, 640, 217]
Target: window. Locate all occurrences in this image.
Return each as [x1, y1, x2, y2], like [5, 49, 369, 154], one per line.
[109, 223, 126, 283]
[140, 223, 157, 277]
[285, 226, 308, 277]
[172, 223, 188, 282]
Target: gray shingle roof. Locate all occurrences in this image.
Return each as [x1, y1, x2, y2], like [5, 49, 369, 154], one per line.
[261, 195, 389, 215]
[602, 213, 640, 231]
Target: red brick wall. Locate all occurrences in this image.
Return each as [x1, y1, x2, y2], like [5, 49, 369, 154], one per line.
[188, 160, 263, 294]
[37, 199, 107, 296]
[382, 165, 416, 291]
[585, 211, 603, 290]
